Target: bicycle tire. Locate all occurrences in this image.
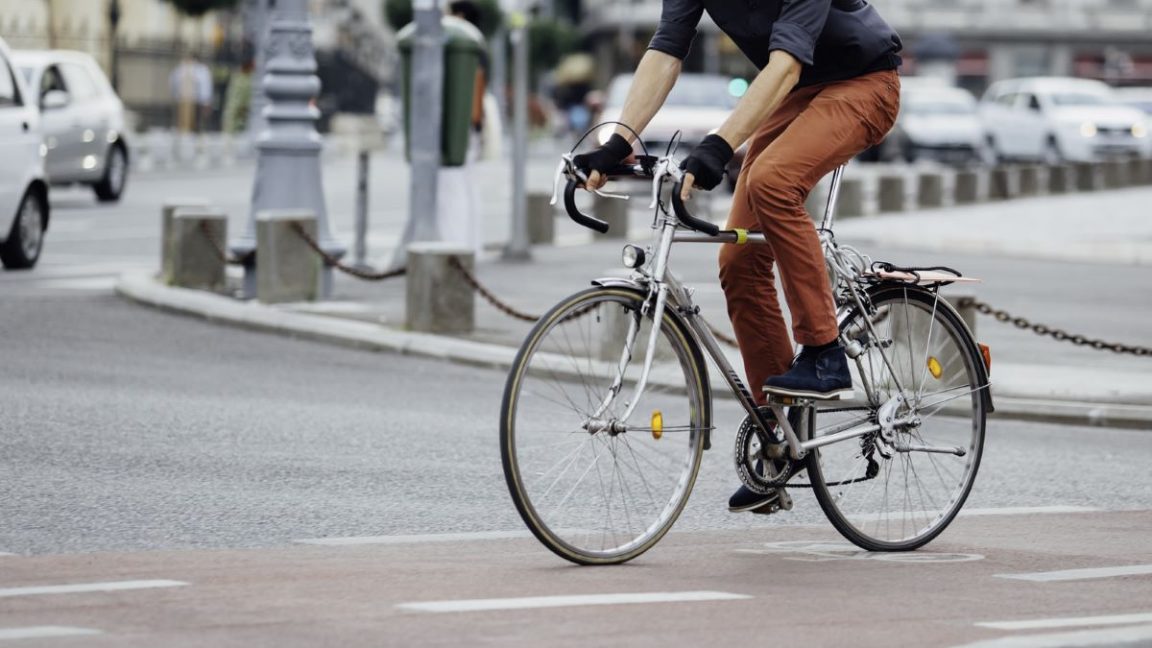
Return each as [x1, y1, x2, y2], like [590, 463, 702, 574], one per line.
[807, 284, 989, 551]
[500, 286, 711, 565]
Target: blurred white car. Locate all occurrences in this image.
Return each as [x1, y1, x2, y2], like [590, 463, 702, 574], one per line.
[0, 37, 49, 270]
[888, 82, 988, 165]
[980, 77, 1148, 163]
[597, 73, 746, 189]
[13, 49, 130, 202]
[1115, 87, 1152, 156]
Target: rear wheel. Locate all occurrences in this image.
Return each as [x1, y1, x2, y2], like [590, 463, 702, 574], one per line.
[93, 144, 128, 203]
[807, 285, 988, 551]
[0, 189, 46, 270]
[501, 286, 710, 565]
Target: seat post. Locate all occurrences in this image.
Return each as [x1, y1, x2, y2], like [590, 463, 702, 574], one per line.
[819, 164, 847, 231]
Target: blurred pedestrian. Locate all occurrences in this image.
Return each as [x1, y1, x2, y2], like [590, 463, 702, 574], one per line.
[222, 57, 254, 135]
[170, 52, 213, 133]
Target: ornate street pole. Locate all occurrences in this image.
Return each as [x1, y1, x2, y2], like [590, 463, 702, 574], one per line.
[244, 0, 269, 144]
[231, 0, 344, 298]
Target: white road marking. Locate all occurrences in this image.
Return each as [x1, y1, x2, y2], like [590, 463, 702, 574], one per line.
[958, 506, 1099, 516]
[977, 612, 1152, 631]
[0, 627, 102, 640]
[953, 623, 1152, 647]
[996, 564, 1152, 583]
[298, 530, 564, 546]
[0, 580, 187, 598]
[397, 591, 752, 613]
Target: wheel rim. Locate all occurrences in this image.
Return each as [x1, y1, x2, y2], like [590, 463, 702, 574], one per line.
[503, 290, 706, 563]
[108, 148, 126, 193]
[810, 289, 985, 548]
[18, 195, 43, 261]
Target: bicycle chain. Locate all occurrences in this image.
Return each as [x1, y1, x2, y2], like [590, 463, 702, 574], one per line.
[290, 222, 407, 282]
[956, 297, 1152, 358]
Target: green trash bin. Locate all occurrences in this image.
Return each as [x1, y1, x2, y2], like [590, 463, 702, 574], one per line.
[397, 18, 486, 168]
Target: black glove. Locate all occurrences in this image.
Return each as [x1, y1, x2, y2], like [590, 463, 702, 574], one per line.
[572, 133, 633, 178]
[681, 134, 734, 191]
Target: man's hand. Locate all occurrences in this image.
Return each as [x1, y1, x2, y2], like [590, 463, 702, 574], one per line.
[679, 134, 735, 201]
[572, 133, 634, 192]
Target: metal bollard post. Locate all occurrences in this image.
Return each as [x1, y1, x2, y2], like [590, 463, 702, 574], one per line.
[1018, 166, 1041, 196]
[1047, 165, 1072, 194]
[1073, 162, 1102, 191]
[353, 149, 370, 268]
[989, 166, 1017, 200]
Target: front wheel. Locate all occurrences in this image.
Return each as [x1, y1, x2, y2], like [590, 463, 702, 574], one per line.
[0, 189, 47, 270]
[807, 285, 989, 551]
[500, 286, 710, 565]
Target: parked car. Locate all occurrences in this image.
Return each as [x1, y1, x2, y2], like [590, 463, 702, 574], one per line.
[879, 80, 988, 165]
[1115, 87, 1152, 156]
[12, 49, 130, 202]
[980, 77, 1148, 163]
[597, 73, 746, 191]
[0, 37, 49, 270]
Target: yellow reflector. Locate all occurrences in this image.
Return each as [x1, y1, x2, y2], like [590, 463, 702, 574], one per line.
[927, 356, 943, 380]
[651, 410, 663, 440]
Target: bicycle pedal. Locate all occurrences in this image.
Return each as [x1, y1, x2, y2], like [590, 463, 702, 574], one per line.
[750, 488, 792, 515]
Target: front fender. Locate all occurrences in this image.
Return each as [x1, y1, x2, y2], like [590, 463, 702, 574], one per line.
[591, 276, 647, 291]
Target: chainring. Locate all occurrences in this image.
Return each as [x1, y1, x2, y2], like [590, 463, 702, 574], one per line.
[734, 407, 797, 495]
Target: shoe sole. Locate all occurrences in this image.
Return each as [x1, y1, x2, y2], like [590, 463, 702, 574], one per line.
[762, 386, 854, 400]
[728, 494, 779, 513]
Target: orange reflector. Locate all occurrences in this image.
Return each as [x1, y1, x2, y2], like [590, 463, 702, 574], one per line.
[979, 343, 992, 374]
[927, 356, 943, 380]
[651, 410, 663, 440]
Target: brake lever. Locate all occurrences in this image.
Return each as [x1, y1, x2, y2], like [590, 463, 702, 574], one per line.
[550, 153, 632, 204]
[648, 157, 683, 209]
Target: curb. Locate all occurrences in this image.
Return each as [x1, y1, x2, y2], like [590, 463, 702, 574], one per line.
[115, 272, 1152, 430]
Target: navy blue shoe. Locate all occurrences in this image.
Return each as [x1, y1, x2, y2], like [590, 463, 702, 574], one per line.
[728, 469, 780, 513]
[763, 344, 853, 400]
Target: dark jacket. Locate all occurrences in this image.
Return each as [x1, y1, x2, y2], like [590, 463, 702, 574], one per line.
[649, 0, 902, 87]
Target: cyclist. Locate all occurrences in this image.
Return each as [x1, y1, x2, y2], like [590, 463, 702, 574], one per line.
[574, 0, 902, 513]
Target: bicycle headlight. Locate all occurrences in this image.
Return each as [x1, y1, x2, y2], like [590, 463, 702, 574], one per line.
[622, 245, 646, 269]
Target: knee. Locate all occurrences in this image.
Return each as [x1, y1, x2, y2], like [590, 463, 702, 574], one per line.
[746, 163, 806, 213]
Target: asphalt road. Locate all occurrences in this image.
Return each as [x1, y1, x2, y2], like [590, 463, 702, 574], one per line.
[2, 287, 1151, 646]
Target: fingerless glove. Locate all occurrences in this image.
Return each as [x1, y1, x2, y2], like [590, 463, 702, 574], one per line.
[681, 134, 735, 191]
[572, 133, 634, 177]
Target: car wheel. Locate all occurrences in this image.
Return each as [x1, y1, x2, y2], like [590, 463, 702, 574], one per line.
[93, 143, 128, 203]
[1042, 137, 1064, 165]
[0, 189, 47, 270]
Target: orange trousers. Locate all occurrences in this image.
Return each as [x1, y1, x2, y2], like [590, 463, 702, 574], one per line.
[719, 69, 900, 402]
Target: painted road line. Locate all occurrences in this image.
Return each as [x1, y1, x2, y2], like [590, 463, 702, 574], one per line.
[296, 530, 576, 546]
[996, 564, 1152, 583]
[397, 591, 752, 613]
[0, 627, 101, 641]
[953, 623, 1152, 647]
[977, 612, 1152, 631]
[958, 506, 1098, 516]
[0, 580, 187, 598]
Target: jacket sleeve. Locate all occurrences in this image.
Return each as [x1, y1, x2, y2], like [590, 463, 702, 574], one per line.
[769, 0, 832, 66]
[647, 0, 705, 61]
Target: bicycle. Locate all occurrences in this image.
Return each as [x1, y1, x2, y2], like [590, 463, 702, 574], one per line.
[499, 146, 994, 565]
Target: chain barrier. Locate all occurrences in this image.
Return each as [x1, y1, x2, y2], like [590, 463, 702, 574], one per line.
[198, 220, 252, 265]
[447, 256, 542, 322]
[289, 222, 406, 282]
[956, 297, 1151, 358]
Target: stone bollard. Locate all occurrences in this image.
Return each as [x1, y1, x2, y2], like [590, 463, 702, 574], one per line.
[836, 177, 866, 218]
[594, 194, 629, 239]
[1047, 165, 1072, 194]
[1141, 158, 1152, 185]
[527, 192, 555, 245]
[168, 207, 227, 292]
[1102, 159, 1130, 189]
[917, 173, 945, 209]
[1073, 162, 1102, 191]
[161, 200, 207, 284]
[405, 242, 475, 334]
[877, 175, 906, 213]
[1018, 166, 1041, 197]
[988, 166, 1017, 201]
[945, 291, 978, 337]
[954, 170, 980, 204]
[255, 210, 321, 304]
[1127, 157, 1146, 186]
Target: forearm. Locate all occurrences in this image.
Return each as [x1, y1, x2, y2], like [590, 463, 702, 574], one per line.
[613, 50, 683, 142]
[714, 50, 802, 150]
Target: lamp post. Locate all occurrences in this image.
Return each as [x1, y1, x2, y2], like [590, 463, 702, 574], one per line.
[244, 0, 269, 144]
[230, 0, 344, 298]
[107, 0, 121, 92]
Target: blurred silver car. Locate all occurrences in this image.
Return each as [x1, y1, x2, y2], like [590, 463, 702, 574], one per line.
[13, 50, 130, 202]
[0, 37, 49, 270]
[892, 82, 988, 165]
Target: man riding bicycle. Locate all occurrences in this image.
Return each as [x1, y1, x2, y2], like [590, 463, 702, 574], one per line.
[574, 0, 903, 513]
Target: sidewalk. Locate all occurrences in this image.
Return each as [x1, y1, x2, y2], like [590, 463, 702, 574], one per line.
[117, 185, 1152, 429]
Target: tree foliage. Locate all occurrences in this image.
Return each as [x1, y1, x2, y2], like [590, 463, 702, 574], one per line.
[528, 18, 580, 76]
[163, 0, 241, 17]
[383, 0, 504, 38]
